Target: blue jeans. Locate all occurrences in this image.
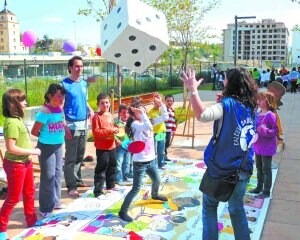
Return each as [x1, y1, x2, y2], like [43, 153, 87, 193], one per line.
[154, 137, 165, 168]
[202, 171, 250, 240]
[115, 146, 131, 182]
[37, 142, 63, 212]
[120, 160, 161, 214]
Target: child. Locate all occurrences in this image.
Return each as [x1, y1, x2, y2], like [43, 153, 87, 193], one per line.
[31, 84, 70, 218]
[250, 91, 279, 198]
[0, 89, 43, 239]
[164, 95, 176, 162]
[114, 104, 132, 185]
[92, 93, 119, 197]
[148, 93, 169, 170]
[118, 97, 168, 222]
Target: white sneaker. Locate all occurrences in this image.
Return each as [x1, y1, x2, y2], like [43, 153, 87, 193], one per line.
[39, 211, 52, 218]
[54, 204, 67, 210]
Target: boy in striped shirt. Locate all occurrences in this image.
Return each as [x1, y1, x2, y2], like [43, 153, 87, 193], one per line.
[164, 95, 176, 162]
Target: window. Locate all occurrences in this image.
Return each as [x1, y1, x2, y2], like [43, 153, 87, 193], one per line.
[0, 38, 3, 42]
[0, 31, 2, 35]
[252, 41, 255, 44]
[268, 46, 272, 49]
[258, 30, 261, 33]
[10, 17, 13, 20]
[13, 38, 16, 42]
[257, 46, 260, 49]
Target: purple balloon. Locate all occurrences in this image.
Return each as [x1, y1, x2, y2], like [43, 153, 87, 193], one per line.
[22, 30, 37, 48]
[63, 40, 77, 52]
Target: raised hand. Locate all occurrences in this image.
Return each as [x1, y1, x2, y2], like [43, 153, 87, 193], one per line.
[180, 69, 204, 91]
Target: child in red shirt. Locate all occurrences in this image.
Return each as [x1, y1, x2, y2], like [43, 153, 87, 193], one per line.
[92, 93, 119, 197]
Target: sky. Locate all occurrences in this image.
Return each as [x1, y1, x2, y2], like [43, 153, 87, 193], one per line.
[6, 0, 300, 47]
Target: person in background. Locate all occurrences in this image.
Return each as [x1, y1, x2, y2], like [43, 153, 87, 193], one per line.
[164, 95, 176, 162]
[250, 91, 279, 198]
[289, 67, 299, 93]
[0, 89, 43, 240]
[253, 68, 261, 87]
[92, 93, 118, 198]
[61, 56, 94, 198]
[270, 69, 276, 83]
[118, 98, 168, 222]
[148, 93, 169, 170]
[181, 68, 257, 240]
[210, 63, 218, 90]
[114, 104, 132, 185]
[31, 84, 70, 218]
[282, 71, 289, 89]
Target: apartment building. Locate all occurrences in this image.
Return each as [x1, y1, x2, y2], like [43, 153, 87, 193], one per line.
[0, 0, 27, 54]
[223, 19, 289, 67]
[291, 30, 300, 65]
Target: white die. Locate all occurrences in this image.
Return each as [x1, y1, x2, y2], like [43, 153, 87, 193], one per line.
[100, 0, 169, 73]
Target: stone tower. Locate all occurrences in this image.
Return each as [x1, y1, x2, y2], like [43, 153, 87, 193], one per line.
[0, 0, 27, 54]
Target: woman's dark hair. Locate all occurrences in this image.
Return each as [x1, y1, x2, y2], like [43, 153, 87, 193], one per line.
[44, 83, 67, 104]
[125, 97, 143, 139]
[2, 88, 26, 118]
[222, 67, 258, 109]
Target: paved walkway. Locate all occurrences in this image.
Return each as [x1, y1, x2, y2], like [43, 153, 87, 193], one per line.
[0, 90, 299, 239]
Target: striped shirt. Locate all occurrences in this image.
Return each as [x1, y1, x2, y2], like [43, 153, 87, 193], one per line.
[165, 107, 176, 132]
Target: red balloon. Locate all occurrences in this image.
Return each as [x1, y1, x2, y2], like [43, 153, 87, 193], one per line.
[96, 47, 101, 56]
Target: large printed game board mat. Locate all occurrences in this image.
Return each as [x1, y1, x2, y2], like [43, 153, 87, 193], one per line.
[13, 158, 277, 240]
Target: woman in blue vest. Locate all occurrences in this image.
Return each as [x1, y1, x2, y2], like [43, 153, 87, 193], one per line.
[181, 68, 258, 240]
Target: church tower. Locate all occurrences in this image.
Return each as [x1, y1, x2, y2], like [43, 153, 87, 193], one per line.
[0, 0, 27, 54]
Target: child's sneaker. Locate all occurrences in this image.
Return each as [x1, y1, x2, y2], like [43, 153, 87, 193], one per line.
[0, 232, 8, 240]
[39, 211, 52, 218]
[34, 219, 45, 226]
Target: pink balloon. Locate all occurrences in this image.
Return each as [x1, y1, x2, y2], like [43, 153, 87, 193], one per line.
[22, 30, 37, 48]
[63, 40, 77, 52]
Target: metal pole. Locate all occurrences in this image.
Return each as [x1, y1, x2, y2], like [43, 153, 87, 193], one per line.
[234, 15, 237, 67]
[24, 59, 28, 105]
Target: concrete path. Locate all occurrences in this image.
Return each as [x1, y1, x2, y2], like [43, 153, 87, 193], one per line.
[0, 90, 299, 239]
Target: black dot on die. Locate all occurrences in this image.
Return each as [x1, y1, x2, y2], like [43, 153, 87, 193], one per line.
[136, 19, 142, 25]
[149, 45, 156, 51]
[104, 24, 107, 30]
[129, 36, 136, 41]
[104, 40, 108, 46]
[114, 53, 121, 58]
[132, 49, 138, 54]
[134, 62, 141, 67]
[155, 14, 160, 20]
[117, 22, 122, 29]
[146, 17, 151, 22]
[117, 7, 121, 13]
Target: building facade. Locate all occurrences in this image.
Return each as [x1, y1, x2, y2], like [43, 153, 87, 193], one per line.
[223, 19, 289, 67]
[291, 30, 300, 66]
[0, 0, 28, 54]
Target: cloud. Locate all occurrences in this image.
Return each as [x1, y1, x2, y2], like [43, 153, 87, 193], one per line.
[42, 17, 63, 23]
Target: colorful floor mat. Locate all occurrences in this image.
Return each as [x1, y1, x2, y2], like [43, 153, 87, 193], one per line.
[12, 159, 277, 240]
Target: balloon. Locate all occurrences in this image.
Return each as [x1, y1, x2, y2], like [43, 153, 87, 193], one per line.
[22, 30, 37, 47]
[63, 40, 77, 52]
[96, 47, 101, 56]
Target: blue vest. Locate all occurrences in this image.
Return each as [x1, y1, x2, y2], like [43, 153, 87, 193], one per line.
[204, 97, 255, 178]
[61, 78, 88, 121]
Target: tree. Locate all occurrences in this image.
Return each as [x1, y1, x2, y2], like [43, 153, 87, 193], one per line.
[292, 24, 300, 31]
[36, 35, 53, 53]
[144, 0, 218, 71]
